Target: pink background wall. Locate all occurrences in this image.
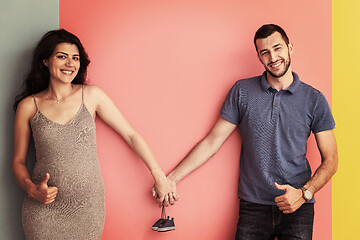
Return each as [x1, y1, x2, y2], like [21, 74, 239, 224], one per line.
[60, 0, 332, 239]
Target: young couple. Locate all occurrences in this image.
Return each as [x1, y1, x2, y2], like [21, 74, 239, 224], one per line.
[13, 24, 337, 240]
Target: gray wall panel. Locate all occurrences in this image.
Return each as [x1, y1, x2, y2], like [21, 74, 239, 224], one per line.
[0, 1, 58, 239]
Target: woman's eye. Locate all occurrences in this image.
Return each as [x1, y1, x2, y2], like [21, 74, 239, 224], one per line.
[57, 55, 66, 59]
[73, 57, 79, 61]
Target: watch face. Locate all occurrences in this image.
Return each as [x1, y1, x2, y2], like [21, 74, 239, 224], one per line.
[301, 187, 313, 201]
[304, 190, 313, 200]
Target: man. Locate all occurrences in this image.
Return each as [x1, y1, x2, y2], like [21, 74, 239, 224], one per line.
[153, 24, 338, 239]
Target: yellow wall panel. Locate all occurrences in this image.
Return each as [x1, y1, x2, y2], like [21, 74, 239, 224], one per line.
[333, 0, 360, 238]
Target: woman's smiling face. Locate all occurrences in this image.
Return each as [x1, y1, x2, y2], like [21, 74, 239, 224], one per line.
[43, 42, 80, 84]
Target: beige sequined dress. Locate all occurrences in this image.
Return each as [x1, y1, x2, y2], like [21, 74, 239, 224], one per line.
[22, 86, 105, 239]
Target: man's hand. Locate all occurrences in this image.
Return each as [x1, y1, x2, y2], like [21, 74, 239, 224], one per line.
[26, 173, 58, 204]
[274, 182, 305, 214]
[150, 174, 179, 207]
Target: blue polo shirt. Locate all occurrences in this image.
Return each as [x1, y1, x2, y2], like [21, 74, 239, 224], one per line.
[220, 72, 335, 205]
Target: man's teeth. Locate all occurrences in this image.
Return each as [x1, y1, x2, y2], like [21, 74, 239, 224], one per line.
[270, 61, 281, 68]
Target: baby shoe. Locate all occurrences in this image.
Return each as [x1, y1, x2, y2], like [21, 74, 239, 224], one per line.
[152, 206, 175, 232]
[152, 205, 167, 231]
[157, 217, 175, 232]
[152, 217, 167, 231]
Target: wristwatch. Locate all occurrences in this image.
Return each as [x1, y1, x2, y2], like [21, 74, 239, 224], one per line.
[300, 187, 313, 202]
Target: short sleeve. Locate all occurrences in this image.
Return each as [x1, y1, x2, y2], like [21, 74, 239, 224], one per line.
[311, 92, 335, 133]
[220, 82, 242, 125]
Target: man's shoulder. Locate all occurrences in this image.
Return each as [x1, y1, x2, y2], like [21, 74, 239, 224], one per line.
[293, 79, 330, 109]
[297, 80, 323, 97]
[232, 75, 262, 88]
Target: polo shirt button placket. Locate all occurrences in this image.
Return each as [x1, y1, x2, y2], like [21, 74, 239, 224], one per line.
[272, 92, 280, 119]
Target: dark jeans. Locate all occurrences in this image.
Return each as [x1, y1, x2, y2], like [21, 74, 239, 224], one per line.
[235, 199, 314, 240]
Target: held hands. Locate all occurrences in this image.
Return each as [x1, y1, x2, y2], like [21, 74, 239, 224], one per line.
[274, 182, 305, 214]
[26, 173, 58, 204]
[150, 169, 179, 207]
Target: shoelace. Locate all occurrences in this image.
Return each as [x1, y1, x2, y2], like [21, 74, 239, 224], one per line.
[161, 205, 166, 219]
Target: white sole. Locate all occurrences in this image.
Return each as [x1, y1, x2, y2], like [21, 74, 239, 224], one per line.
[157, 226, 175, 232]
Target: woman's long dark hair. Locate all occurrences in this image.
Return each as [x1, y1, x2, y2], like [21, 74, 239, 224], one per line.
[13, 29, 90, 111]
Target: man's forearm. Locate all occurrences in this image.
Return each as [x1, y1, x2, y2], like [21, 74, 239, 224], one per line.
[304, 130, 338, 194]
[168, 117, 237, 184]
[167, 136, 222, 183]
[303, 154, 338, 194]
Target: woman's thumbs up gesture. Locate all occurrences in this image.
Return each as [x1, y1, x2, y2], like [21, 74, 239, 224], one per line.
[26, 173, 58, 204]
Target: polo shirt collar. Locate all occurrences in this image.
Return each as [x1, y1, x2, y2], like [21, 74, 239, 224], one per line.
[260, 71, 301, 94]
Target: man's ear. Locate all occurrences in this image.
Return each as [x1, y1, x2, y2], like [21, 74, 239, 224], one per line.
[288, 43, 294, 56]
[43, 59, 48, 67]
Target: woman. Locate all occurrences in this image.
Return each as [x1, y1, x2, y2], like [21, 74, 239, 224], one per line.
[12, 29, 177, 239]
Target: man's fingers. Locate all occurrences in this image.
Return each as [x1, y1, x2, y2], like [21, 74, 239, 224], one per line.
[168, 193, 175, 205]
[276, 201, 287, 207]
[172, 192, 180, 201]
[274, 196, 281, 202]
[278, 197, 305, 214]
[275, 195, 291, 204]
[163, 195, 170, 207]
[168, 192, 179, 205]
[274, 182, 289, 191]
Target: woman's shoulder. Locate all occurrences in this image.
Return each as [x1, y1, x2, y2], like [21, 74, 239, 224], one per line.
[16, 96, 37, 119]
[18, 96, 36, 109]
[84, 84, 107, 98]
[83, 84, 111, 111]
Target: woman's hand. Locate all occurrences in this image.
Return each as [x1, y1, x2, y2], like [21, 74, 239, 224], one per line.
[151, 169, 179, 207]
[26, 173, 58, 204]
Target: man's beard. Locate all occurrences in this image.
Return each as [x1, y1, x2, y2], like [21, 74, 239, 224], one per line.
[266, 54, 291, 78]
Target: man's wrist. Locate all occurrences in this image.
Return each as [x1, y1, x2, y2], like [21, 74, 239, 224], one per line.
[300, 186, 313, 202]
[167, 172, 181, 184]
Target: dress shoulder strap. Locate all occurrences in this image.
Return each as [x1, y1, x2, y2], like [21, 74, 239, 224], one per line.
[31, 95, 39, 111]
[82, 85, 85, 104]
